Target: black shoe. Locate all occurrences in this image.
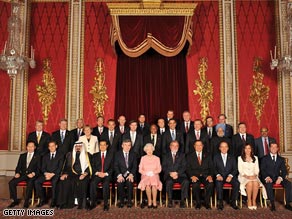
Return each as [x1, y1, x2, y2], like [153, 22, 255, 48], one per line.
[153, 205, 158, 209]
[103, 205, 109, 211]
[285, 205, 292, 211]
[180, 201, 186, 208]
[195, 203, 201, 209]
[148, 204, 153, 208]
[118, 202, 124, 208]
[37, 200, 46, 207]
[23, 201, 29, 208]
[88, 203, 96, 211]
[127, 202, 133, 208]
[231, 204, 239, 210]
[50, 201, 56, 208]
[168, 200, 173, 208]
[8, 201, 19, 208]
[218, 203, 223, 210]
[270, 203, 276, 211]
[205, 204, 211, 210]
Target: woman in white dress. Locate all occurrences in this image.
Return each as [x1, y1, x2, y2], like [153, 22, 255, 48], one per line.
[78, 125, 99, 155]
[238, 144, 267, 210]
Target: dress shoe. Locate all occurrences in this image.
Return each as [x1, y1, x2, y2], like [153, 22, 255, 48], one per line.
[127, 202, 133, 208]
[168, 201, 173, 208]
[147, 204, 153, 208]
[103, 205, 109, 211]
[195, 203, 201, 209]
[248, 206, 253, 210]
[8, 201, 19, 208]
[205, 204, 211, 210]
[118, 202, 124, 208]
[270, 203, 276, 211]
[231, 204, 239, 210]
[285, 204, 292, 211]
[152, 205, 158, 209]
[50, 201, 56, 208]
[37, 200, 46, 207]
[88, 204, 96, 211]
[252, 206, 257, 210]
[180, 201, 186, 208]
[23, 202, 29, 208]
[218, 201, 223, 210]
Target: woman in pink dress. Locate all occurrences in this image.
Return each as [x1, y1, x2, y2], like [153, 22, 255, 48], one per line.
[138, 143, 162, 208]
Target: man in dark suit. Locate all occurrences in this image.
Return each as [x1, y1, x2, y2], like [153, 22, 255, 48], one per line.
[35, 141, 64, 208]
[162, 140, 189, 208]
[260, 142, 292, 211]
[186, 140, 214, 210]
[157, 118, 166, 136]
[213, 141, 239, 210]
[216, 114, 234, 139]
[92, 116, 109, 141]
[180, 111, 194, 144]
[70, 118, 85, 142]
[27, 120, 50, 156]
[114, 139, 137, 208]
[202, 116, 217, 141]
[8, 141, 40, 208]
[101, 119, 121, 153]
[137, 114, 150, 136]
[115, 115, 129, 136]
[143, 124, 162, 157]
[89, 140, 114, 211]
[122, 120, 144, 159]
[255, 127, 276, 160]
[231, 122, 255, 157]
[210, 127, 232, 158]
[162, 119, 184, 155]
[165, 110, 180, 130]
[185, 119, 209, 154]
[51, 118, 73, 155]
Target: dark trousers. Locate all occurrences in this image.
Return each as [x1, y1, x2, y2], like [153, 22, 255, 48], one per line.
[90, 176, 111, 206]
[117, 179, 134, 203]
[265, 179, 292, 202]
[216, 176, 239, 203]
[9, 175, 36, 202]
[191, 176, 214, 205]
[165, 177, 189, 200]
[35, 175, 59, 202]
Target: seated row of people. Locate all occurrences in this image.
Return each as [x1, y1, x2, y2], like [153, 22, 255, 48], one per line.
[8, 139, 292, 212]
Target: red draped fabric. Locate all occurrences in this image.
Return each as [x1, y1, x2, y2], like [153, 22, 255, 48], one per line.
[187, 1, 221, 121]
[27, 2, 69, 134]
[0, 2, 10, 150]
[236, 0, 278, 141]
[83, 2, 117, 125]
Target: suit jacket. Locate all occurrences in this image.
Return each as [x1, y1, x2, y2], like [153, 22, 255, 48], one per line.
[216, 123, 234, 139]
[115, 126, 130, 136]
[15, 152, 40, 176]
[137, 123, 150, 136]
[180, 121, 194, 144]
[51, 130, 74, 156]
[210, 136, 232, 157]
[122, 132, 144, 158]
[260, 154, 288, 182]
[254, 137, 276, 159]
[70, 128, 85, 142]
[202, 126, 217, 140]
[231, 133, 255, 157]
[100, 129, 122, 153]
[41, 151, 64, 176]
[213, 153, 238, 178]
[92, 151, 114, 178]
[92, 126, 108, 141]
[162, 151, 187, 181]
[143, 134, 162, 157]
[185, 129, 209, 154]
[114, 150, 137, 179]
[186, 151, 214, 178]
[27, 131, 51, 156]
[78, 135, 99, 155]
[162, 129, 184, 155]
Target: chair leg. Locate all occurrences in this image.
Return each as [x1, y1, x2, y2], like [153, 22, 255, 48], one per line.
[259, 188, 263, 208]
[110, 188, 112, 207]
[134, 188, 137, 207]
[190, 187, 193, 208]
[214, 191, 217, 208]
[186, 198, 188, 208]
[31, 190, 35, 206]
[284, 189, 286, 205]
[140, 190, 143, 206]
[166, 192, 168, 207]
[160, 191, 162, 207]
[115, 187, 117, 207]
[240, 194, 242, 209]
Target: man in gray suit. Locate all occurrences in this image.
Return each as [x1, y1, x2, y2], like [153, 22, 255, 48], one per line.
[254, 127, 276, 160]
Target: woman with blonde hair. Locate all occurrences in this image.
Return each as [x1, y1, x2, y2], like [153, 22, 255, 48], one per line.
[78, 125, 99, 155]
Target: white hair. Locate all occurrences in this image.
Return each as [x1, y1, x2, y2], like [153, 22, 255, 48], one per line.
[143, 143, 155, 152]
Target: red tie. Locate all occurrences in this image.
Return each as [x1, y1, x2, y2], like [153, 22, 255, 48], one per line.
[101, 153, 105, 172]
[197, 153, 201, 165]
[196, 131, 200, 140]
[241, 135, 246, 143]
[120, 126, 124, 134]
[264, 138, 269, 155]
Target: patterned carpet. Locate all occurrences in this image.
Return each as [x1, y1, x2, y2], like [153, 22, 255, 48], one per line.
[1, 199, 292, 219]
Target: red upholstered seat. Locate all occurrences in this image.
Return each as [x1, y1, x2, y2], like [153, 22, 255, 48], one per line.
[97, 183, 112, 187]
[17, 181, 27, 186]
[200, 184, 204, 187]
[42, 181, 52, 186]
[273, 184, 284, 188]
[173, 183, 181, 189]
[223, 183, 232, 188]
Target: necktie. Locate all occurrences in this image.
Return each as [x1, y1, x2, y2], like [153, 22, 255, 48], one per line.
[172, 153, 176, 164]
[151, 135, 155, 144]
[120, 126, 124, 134]
[125, 153, 129, 168]
[196, 131, 200, 140]
[37, 132, 41, 144]
[99, 127, 102, 135]
[109, 132, 114, 145]
[131, 132, 135, 145]
[241, 134, 246, 144]
[78, 129, 81, 138]
[223, 155, 226, 167]
[208, 129, 212, 139]
[264, 138, 269, 155]
[185, 122, 189, 133]
[73, 152, 82, 174]
[61, 131, 64, 143]
[141, 124, 144, 129]
[27, 153, 32, 168]
[171, 130, 175, 140]
[101, 153, 105, 172]
[272, 155, 276, 164]
[51, 153, 54, 160]
[197, 152, 201, 165]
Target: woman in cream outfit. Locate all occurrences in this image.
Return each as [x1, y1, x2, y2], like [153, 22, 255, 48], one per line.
[238, 144, 267, 210]
[78, 125, 99, 155]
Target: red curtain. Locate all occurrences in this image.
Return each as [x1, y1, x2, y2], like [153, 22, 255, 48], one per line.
[114, 44, 189, 123]
[0, 2, 11, 150]
[236, 0, 278, 141]
[27, 2, 69, 134]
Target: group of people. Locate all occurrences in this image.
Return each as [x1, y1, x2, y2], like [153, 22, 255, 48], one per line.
[7, 110, 292, 212]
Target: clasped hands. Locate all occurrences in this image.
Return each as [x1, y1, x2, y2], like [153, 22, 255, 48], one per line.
[265, 176, 281, 184]
[169, 172, 178, 180]
[117, 174, 134, 183]
[44, 172, 55, 180]
[146, 171, 154, 177]
[244, 175, 257, 180]
[191, 175, 213, 183]
[216, 175, 232, 183]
